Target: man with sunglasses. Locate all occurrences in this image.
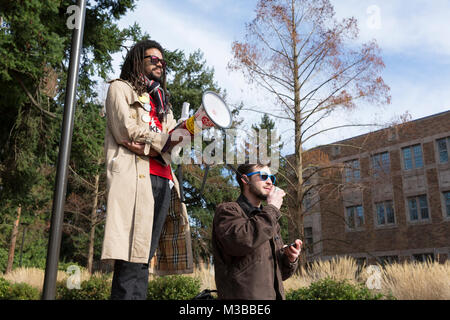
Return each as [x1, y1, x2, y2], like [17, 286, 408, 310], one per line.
[212, 164, 302, 300]
[101, 40, 193, 300]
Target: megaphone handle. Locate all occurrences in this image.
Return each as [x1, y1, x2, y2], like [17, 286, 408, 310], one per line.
[199, 164, 210, 200]
[177, 165, 185, 203]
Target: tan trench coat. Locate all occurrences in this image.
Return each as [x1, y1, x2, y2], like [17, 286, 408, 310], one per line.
[101, 79, 193, 275]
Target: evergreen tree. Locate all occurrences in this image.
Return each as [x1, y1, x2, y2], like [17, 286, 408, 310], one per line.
[0, 0, 143, 271]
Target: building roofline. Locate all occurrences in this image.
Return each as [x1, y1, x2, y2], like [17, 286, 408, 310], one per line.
[307, 109, 450, 152]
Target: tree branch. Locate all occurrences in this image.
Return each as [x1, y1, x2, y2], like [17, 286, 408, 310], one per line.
[240, 107, 293, 121]
[302, 123, 379, 145]
[13, 74, 58, 119]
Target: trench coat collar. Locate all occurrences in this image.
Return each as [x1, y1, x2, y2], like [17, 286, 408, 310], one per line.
[236, 194, 263, 218]
[108, 78, 145, 107]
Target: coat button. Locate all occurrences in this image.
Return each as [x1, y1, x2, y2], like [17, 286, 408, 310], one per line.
[139, 174, 145, 179]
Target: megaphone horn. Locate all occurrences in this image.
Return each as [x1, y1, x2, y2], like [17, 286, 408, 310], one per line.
[172, 91, 232, 137]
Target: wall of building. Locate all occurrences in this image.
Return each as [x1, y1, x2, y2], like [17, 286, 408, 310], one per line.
[303, 111, 450, 264]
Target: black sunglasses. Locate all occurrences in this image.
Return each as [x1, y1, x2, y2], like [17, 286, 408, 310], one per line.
[246, 171, 276, 185]
[143, 55, 167, 68]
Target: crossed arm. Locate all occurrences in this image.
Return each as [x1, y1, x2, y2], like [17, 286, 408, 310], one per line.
[122, 135, 183, 157]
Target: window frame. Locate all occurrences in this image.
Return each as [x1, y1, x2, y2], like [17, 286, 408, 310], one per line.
[412, 253, 434, 263]
[345, 205, 365, 230]
[371, 151, 390, 177]
[377, 255, 399, 266]
[436, 137, 450, 164]
[406, 194, 430, 223]
[344, 159, 361, 182]
[374, 200, 396, 227]
[402, 144, 424, 170]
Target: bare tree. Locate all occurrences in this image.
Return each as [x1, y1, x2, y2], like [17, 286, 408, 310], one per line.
[229, 0, 391, 264]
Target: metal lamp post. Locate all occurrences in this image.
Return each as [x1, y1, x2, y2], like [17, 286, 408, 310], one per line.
[42, 0, 86, 300]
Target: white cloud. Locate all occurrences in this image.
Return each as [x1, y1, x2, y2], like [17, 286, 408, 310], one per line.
[112, 0, 268, 129]
[332, 0, 450, 56]
[107, 0, 450, 156]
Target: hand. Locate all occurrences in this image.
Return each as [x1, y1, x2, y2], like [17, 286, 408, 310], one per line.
[166, 134, 184, 152]
[122, 141, 158, 157]
[267, 186, 286, 210]
[284, 239, 302, 263]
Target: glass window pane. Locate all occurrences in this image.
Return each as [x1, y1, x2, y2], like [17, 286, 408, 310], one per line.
[419, 195, 428, 209]
[347, 208, 355, 228]
[408, 198, 418, 220]
[445, 192, 450, 217]
[372, 155, 380, 177]
[376, 203, 385, 225]
[419, 195, 429, 219]
[373, 155, 380, 169]
[356, 206, 364, 227]
[403, 148, 412, 170]
[386, 201, 395, 224]
[353, 160, 360, 180]
[437, 139, 448, 163]
[345, 167, 352, 182]
[413, 145, 423, 168]
[382, 152, 390, 172]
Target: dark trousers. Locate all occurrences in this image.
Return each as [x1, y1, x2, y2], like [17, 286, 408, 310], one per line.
[110, 174, 171, 300]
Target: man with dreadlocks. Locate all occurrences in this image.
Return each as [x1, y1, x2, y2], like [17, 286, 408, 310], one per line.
[101, 40, 193, 300]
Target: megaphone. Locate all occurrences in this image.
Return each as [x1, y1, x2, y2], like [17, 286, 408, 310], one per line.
[169, 91, 232, 141]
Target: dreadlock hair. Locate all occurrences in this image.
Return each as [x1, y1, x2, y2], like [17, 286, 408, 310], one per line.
[120, 39, 169, 98]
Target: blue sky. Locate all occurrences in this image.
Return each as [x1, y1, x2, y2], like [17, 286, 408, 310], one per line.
[106, 0, 450, 154]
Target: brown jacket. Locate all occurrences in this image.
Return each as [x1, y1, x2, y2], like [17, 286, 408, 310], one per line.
[101, 79, 193, 275]
[212, 195, 298, 300]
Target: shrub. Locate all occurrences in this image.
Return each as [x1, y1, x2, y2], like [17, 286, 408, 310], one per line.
[56, 275, 110, 300]
[286, 277, 387, 300]
[0, 278, 12, 299]
[0, 277, 40, 300]
[147, 275, 201, 300]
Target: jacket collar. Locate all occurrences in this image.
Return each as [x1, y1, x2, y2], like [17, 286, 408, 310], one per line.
[237, 194, 262, 217]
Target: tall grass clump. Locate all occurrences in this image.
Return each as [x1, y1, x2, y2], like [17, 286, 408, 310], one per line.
[1, 267, 97, 292]
[284, 256, 361, 292]
[380, 260, 450, 300]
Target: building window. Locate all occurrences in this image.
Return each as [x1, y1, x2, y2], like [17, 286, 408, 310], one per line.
[302, 197, 312, 212]
[375, 201, 395, 225]
[355, 257, 367, 268]
[402, 144, 423, 170]
[304, 227, 313, 254]
[412, 253, 434, 263]
[302, 191, 313, 212]
[344, 159, 360, 182]
[346, 205, 364, 229]
[407, 195, 429, 221]
[378, 255, 399, 266]
[372, 152, 390, 177]
[444, 191, 450, 218]
[436, 137, 449, 163]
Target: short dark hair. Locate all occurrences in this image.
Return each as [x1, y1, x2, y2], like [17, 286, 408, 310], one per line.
[120, 39, 167, 96]
[236, 163, 268, 192]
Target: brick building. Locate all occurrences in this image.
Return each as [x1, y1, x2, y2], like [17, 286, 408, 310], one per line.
[301, 110, 450, 265]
